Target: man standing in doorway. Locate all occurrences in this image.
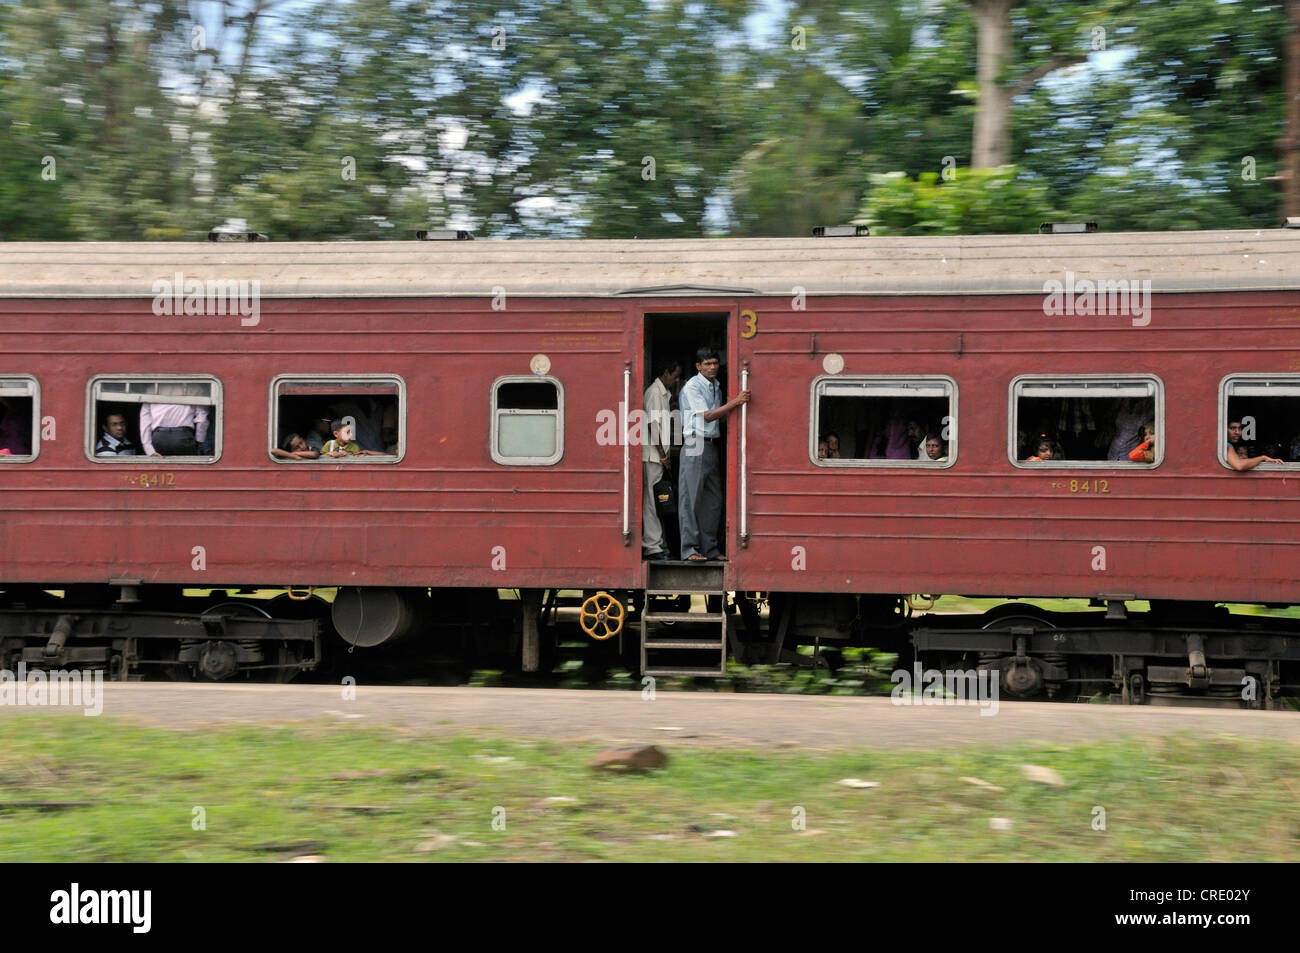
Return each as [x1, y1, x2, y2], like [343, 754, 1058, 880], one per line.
[678, 347, 750, 562]
[642, 359, 682, 560]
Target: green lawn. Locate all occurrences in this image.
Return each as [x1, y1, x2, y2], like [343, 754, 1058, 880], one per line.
[1, 720, 1296, 861]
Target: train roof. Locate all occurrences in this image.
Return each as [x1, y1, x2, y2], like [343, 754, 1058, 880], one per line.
[2, 229, 1299, 298]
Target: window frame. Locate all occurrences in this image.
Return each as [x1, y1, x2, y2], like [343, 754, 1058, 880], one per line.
[491, 375, 565, 466]
[1008, 373, 1164, 470]
[0, 375, 41, 463]
[86, 374, 223, 464]
[268, 373, 407, 465]
[1217, 373, 1300, 472]
[808, 374, 958, 469]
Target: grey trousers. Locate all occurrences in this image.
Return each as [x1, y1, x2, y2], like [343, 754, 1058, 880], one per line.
[151, 426, 198, 455]
[641, 459, 666, 553]
[678, 440, 721, 559]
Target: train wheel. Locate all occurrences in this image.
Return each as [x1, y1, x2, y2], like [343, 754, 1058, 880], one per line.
[976, 603, 1062, 699]
[162, 602, 279, 682]
[979, 602, 1057, 630]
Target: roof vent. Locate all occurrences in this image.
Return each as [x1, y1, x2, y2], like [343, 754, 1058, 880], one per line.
[813, 225, 870, 237]
[206, 229, 268, 242]
[1039, 221, 1098, 234]
[416, 229, 475, 241]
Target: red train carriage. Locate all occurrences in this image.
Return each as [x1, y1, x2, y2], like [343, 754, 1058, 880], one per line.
[1, 229, 1299, 704]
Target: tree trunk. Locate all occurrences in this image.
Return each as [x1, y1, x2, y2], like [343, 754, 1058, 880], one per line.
[968, 0, 1018, 169]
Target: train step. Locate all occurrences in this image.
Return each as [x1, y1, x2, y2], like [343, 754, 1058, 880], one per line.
[642, 611, 725, 623]
[640, 572, 728, 676]
[646, 561, 724, 592]
[642, 665, 727, 678]
[643, 637, 726, 649]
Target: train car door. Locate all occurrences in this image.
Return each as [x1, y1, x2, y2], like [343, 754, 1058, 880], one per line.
[641, 310, 733, 559]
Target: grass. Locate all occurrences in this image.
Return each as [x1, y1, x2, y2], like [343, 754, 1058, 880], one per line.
[1, 719, 1297, 862]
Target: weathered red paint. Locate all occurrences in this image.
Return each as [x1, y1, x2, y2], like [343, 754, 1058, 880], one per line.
[1, 285, 1298, 607]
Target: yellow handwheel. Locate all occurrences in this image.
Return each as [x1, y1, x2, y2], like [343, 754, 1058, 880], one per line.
[579, 592, 624, 640]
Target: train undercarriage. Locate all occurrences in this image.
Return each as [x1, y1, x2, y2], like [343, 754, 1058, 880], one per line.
[907, 601, 1300, 710]
[0, 581, 1297, 709]
[0, 585, 321, 681]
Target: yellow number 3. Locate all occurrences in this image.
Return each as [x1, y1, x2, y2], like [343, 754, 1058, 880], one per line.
[740, 309, 758, 339]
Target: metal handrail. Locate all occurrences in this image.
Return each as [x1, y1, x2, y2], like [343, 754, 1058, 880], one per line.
[622, 365, 630, 541]
[740, 366, 749, 544]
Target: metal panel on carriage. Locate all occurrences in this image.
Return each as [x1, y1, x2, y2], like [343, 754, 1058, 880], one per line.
[4, 231, 1300, 607]
[0, 290, 640, 592]
[730, 248, 1300, 608]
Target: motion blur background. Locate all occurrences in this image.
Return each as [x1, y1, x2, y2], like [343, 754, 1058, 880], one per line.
[0, 0, 1293, 242]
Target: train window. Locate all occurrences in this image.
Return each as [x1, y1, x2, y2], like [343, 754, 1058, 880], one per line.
[1219, 375, 1300, 470]
[0, 377, 39, 462]
[1009, 376, 1162, 468]
[810, 376, 956, 467]
[87, 376, 222, 463]
[492, 377, 564, 465]
[270, 375, 404, 463]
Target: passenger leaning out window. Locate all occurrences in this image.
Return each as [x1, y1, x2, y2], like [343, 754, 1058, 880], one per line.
[1226, 420, 1280, 471]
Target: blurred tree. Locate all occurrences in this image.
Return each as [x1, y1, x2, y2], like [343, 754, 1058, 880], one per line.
[0, 0, 1288, 241]
[727, 0, 973, 236]
[1077, 0, 1286, 229]
[1284, 0, 1300, 219]
[201, 0, 447, 238]
[495, 0, 759, 237]
[0, 0, 199, 239]
[856, 166, 1054, 234]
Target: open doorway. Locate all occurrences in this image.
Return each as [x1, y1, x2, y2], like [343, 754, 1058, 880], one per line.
[642, 312, 730, 560]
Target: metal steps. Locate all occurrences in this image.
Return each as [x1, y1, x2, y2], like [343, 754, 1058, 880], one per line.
[642, 638, 724, 649]
[641, 561, 727, 677]
[642, 611, 725, 624]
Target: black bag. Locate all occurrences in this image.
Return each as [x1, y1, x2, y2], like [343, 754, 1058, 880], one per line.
[653, 475, 676, 516]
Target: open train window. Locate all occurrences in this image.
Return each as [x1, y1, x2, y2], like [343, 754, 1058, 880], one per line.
[270, 375, 404, 463]
[0, 377, 39, 462]
[810, 376, 956, 467]
[87, 376, 221, 463]
[1219, 375, 1300, 470]
[492, 376, 564, 465]
[1010, 375, 1162, 468]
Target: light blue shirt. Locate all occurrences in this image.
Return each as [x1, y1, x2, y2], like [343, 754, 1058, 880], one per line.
[679, 372, 721, 439]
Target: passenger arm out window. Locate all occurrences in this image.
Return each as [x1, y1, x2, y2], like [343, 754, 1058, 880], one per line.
[1010, 376, 1161, 468]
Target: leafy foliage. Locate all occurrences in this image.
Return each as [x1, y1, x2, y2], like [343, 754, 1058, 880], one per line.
[0, 0, 1290, 239]
[858, 166, 1054, 234]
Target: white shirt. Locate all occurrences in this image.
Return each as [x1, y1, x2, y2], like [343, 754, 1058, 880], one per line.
[679, 372, 721, 439]
[642, 377, 675, 462]
[139, 403, 209, 456]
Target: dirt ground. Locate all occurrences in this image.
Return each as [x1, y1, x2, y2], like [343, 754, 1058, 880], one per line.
[4, 683, 1299, 749]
